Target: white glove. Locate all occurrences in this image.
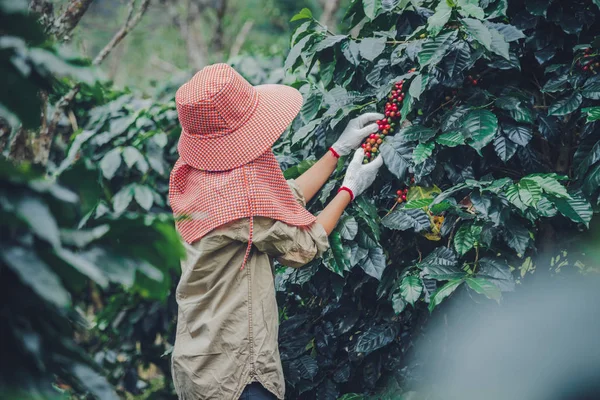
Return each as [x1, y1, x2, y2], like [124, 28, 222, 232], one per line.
[331, 112, 384, 156]
[340, 148, 384, 200]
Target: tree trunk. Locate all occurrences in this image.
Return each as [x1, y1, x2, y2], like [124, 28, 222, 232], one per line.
[320, 0, 341, 30]
[50, 0, 95, 41]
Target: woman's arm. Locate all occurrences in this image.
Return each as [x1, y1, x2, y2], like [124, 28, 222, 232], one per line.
[294, 150, 338, 203]
[315, 190, 352, 234]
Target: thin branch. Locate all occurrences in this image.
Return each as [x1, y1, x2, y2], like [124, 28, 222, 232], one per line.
[229, 20, 254, 59]
[51, 0, 96, 41]
[93, 0, 149, 65]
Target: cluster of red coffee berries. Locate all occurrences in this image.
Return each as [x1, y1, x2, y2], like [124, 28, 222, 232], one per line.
[396, 188, 408, 203]
[579, 48, 599, 72]
[466, 75, 479, 86]
[361, 78, 408, 163]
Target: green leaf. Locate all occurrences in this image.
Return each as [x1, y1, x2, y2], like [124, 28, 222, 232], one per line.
[436, 130, 465, 147]
[284, 35, 312, 71]
[301, 92, 322, 123]
[15, 197, 60, 248]
[112, 185, 134, 214]
[548, 93, 583, 116]
[465, 277, 502, 301]
[133, 185, 153, 210]
[408, 74, 426, 100]
[428, 279, 463, 312]
[361, 246, 387, 280]
[293, 355, 318, 380]
[291, 7, 313, 21]
[413, 142, 435, 164]
[55, 247, 109, 287]
[403, 198, 433, 209]
[427, 0, 452, 36]
[443, 42, 472, 78]
[489, 28, 510, 60]
[583, 164, 600, 197]
[341, 40, 361, 65]
[503, 124, 532, 146]
[291, 118, 320, 145]
[441, 106, 469, 131]
[518, 179, 543, 206]
[338, 216, 359, 240]
[582, 81, 600, 100]
[331, 231, 350, 272]
[359, 37, 387, 61]
[418, 30, 458, 67]
[363, 0, 381, 20]
[122, 146, 149, 174]
[400, 276, 423, 306]
[462, 18, 492, 51]
[457, 0, 484, 19]
[354, 324, 398, 354]
[503, 220, 530, 256]
[391, 290, 407, 314]
[1, 246, 70, 309]
[551, 194, 593, 226]
[380, 139, 412, 180]
[399, 125, 436, 142]
[382, 209, 430, 232]
[493, 133, 517, 162]
[464, 110, 498, 152]
[542, 75, 568, 93]
[582, 106, 600, 122]
[454, 223, 476, 256]
[313, 35, 347, 52]
[538, 114, 560, 139]
[100, 147, 122, 179]
[478, 257, 515, 292]
[522, 175, 569, 198]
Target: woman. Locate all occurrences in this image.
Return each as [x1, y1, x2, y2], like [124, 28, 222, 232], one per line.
[169, 63, 383, 400]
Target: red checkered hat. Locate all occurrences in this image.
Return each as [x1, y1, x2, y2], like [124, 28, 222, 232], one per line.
[169, 64, 316, 268]
[175, 63, 303, 171]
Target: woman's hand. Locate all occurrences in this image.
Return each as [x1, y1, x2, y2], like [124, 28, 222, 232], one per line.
[330, 112, 383, 156]
[338, 148, 384, 201]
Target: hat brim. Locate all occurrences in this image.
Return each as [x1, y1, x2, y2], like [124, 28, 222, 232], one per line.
[177, 84, 303, 171]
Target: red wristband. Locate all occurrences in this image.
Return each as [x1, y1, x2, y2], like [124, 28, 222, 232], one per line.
[338, 186, 354, 201]
[328, 147, 341, 159]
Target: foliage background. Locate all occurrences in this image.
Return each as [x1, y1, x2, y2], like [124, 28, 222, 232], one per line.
[1, 0, 600, 399]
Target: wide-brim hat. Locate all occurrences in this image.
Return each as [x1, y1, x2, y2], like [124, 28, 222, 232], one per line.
[175, 63, 303, 171]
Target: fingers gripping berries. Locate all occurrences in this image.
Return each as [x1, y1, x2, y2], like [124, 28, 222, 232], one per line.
[361, 79, 407, 164]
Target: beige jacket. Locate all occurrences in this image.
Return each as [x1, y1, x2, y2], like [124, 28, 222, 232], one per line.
[171, 180, 329, 400]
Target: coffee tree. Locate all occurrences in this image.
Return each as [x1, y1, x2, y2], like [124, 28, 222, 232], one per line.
[276, 0, 600, 398]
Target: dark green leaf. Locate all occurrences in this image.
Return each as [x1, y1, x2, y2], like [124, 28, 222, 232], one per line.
[285, 35, 312, 71]
[363, 0, 381, 20]
[399, 125, 436, 142]
[380, 139, 412, 180]
[292, 355, 318, 380]
[464, 110, 499, 152]
[301, 92, 322, 123]
[489, 28, 510, 60]
[465, 277, 502, 301]
[454, 223, 476, 256]
[100, 148, 122, 180]
[582, 106, 600, 122]
[361, 246, 386, 280]
[503, 220, 530, 256]
[548, 93, 583, 116]
[504, 124, 532, 146]
[428, 279, 463, 312]
[462, 18, 492, 51]
[551, 194, 593, 226]
[436, 130, 465, 147]
[354, 324, 398, 354]
[493, 133, 518, 162]
[313, 35, 347, 52]
[443, 42, 472, 78]
[485, 22, 525, 42]
[413, 142, 435, 164]
[418, 30, 458, 67]
[1, 246, 70, 308]
[338, 216, 359, 240]
[400, 276, 423, 306]
[427, 0, 452, 36]
[382, 209, 430, 232]
[359, 37, 387, 61]
[478, 257, 515, 292]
